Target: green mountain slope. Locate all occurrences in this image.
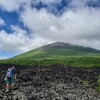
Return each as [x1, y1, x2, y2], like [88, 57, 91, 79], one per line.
[11, 41, 100, 60]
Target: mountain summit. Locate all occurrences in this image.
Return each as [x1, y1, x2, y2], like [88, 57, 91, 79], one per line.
[38, 41, 72, 51]
[42, 41, 71, 48]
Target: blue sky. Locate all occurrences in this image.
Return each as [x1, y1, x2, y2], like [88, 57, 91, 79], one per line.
[0, 0, 100, 59]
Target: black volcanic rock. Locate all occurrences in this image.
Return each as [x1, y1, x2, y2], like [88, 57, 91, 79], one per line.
[0, 65, 100, 100]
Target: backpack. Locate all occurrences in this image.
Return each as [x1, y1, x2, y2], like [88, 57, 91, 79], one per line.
[6, 68, 12, 79]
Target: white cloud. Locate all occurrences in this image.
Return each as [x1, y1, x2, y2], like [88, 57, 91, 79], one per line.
[20, 6, 100, 49]
[68, 0, 89, 8]
[0, 0, 30, 12]
[0, 17, 5, 25]
[68, 0, 100, 8]
[32, 0, 62, 5]
[0, 0, 62, 12]
[41, 0, 61, 4]
[0, 25, 51, 55]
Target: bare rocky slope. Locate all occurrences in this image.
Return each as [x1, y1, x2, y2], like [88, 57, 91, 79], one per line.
[0, 65, 100, 100]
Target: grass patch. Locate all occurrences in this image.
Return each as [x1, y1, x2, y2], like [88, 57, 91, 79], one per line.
[82, 80, 89, 87]
[1, 56, 100, 68]
[96, 75, 100, 93]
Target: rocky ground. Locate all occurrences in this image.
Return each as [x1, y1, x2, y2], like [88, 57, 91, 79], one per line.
[0, 64, 100, 100]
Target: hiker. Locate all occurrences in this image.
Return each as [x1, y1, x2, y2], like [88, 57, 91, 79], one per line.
[5, 66, 16, 92]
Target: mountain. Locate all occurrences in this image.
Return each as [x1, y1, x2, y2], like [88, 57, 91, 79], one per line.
[1, 41, 100, 67]
[11, 41, 100, 60]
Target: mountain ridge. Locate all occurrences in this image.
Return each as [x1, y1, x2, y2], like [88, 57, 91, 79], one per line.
[39, 41, 100, 52]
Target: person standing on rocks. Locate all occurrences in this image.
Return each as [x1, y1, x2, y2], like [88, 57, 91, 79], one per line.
[5, 66, 17, 92]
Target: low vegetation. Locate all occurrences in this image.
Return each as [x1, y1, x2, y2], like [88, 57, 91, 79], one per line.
[82, 80, 89, 87]
[96, 75, 100, 93]
[0, 56, 100, 68]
